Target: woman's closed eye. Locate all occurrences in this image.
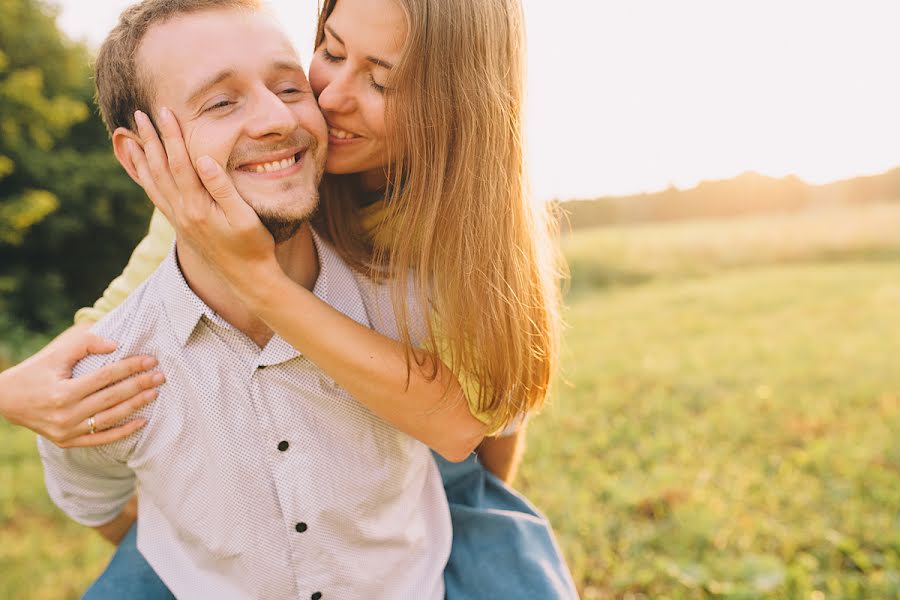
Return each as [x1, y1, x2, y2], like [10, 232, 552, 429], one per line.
[369, 76, 385, 93]
[321, 47, 344, 63]
[319, 45, 386, 93]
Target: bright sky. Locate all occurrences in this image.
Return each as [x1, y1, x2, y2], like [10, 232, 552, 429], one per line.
[53, 0, 900, 201]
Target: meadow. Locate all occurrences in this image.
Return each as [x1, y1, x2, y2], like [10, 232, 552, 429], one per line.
[3, 203, 900, 598]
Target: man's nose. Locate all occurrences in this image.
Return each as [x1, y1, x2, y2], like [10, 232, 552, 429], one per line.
[315, 69, 357, 114]
[244, 87, 297, 139]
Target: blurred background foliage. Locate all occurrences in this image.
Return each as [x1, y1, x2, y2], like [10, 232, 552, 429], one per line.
[0, 0, 151, 363]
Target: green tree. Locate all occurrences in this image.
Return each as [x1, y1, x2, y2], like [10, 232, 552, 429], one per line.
[0, 0, 151, 345]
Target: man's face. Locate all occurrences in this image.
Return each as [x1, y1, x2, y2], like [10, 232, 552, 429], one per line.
[137, 8, 328, 241]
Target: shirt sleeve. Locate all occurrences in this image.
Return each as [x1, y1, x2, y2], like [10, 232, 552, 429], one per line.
[74, 208, 175, 324]
[36, 437, 136, 527]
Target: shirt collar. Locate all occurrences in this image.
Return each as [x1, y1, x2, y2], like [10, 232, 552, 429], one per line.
[159, 243, 216, 347]
[159, 229, 372, 353]
[257, 229, 372, 368]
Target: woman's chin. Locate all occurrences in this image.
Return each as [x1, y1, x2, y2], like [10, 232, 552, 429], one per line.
[324, 157, 360, 176]
[324, 156, 386, 179]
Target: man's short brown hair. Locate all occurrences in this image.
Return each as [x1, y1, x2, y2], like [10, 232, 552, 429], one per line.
[94, 0, 261, 135]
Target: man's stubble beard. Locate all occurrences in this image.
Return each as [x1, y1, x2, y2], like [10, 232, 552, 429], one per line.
[229, 132, 326, 245]
[257, 187, 318, 244]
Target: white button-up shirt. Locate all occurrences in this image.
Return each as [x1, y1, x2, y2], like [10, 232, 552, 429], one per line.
[38, 233, 451, 600]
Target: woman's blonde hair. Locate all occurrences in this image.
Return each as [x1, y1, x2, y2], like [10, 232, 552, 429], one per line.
[313, 0, 563, 431]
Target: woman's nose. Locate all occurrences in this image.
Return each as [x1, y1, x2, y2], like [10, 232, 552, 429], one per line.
[315, 70, 357, 114]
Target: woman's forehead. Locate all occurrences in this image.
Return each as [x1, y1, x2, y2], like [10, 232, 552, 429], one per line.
[326, 0, 407, 59]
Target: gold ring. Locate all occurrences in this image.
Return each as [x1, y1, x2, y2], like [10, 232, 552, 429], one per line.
[88, 416, 96, 435]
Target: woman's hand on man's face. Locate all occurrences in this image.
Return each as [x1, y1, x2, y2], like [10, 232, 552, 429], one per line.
[0, 323, 163, 448]
[126, 109, 281, 294]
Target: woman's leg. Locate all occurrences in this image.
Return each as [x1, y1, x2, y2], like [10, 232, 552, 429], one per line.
[437, 452, 579, 600]
[80, 522, 175, 600]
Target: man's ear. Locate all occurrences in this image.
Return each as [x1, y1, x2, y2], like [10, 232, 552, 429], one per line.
[111, 127, 144, 186]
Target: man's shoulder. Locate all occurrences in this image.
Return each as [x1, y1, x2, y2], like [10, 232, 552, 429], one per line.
[74, 267, 170, 378]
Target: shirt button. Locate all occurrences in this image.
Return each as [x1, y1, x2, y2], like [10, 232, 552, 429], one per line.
[295, 522, 308, 533]
[311, 593, 322, 600]
[277, 441, 289, 452]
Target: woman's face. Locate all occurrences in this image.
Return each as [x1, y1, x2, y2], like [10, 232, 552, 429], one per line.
[309, 0, 407, 186]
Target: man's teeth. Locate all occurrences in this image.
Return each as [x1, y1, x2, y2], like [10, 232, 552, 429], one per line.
[253, 156, 296, 174]
[329, 127, 359, 140]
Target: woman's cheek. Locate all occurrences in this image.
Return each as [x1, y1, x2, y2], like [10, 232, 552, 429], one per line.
[368, 100, 388, 140]
[308, 59, 328, 97]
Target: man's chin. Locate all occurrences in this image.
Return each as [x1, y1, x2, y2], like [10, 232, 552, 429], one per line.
[241, 187, 320, 245]
[260, 215, 305, 245]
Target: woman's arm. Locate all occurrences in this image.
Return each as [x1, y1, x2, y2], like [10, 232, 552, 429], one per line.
[247, 270, 487, 462]
[0, 322, 161, 447]
[128, 109, 486, 461]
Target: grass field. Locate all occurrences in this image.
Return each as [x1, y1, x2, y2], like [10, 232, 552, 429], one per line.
[3, 204, 900, 599]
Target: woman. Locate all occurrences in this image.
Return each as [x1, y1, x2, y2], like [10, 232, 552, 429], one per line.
[2, 0, 576, 596]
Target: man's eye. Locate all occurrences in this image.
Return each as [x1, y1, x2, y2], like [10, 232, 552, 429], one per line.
[204, 100, 233, 112]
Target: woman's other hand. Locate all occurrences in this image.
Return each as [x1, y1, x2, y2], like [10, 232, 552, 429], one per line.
[126, 108, 280, 296]
[0, 322, 163, 448]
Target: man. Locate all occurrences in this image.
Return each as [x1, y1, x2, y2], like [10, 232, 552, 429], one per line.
[37, 1, 450, 598]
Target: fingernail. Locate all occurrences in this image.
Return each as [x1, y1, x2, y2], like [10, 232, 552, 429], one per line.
[160, 107, 172, 121]
[152, 373, 166, 385]
[134, 110, 145, 126]
[144, 389, 159, 402]
[197, 156, 216, 177]
[142, 357, 158, 369]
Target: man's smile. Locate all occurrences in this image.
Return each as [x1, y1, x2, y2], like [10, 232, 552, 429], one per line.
[234, 148, 306, 177]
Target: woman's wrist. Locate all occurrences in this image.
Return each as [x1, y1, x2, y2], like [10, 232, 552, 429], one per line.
[233, 259, 295, 313]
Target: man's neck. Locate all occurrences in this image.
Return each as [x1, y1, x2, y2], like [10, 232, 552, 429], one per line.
[175, 223, 319, 348]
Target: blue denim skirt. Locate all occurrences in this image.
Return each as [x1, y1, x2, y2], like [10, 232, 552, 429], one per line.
[83, 452, 577, 599]
[437, 453, 578, 600]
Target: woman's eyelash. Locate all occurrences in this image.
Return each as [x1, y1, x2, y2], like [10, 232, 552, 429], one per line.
[321, 46, 385, 92]
[322, 48, 344, 63]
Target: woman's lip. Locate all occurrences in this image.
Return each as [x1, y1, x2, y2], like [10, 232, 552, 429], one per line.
[328, 134, 364, 146]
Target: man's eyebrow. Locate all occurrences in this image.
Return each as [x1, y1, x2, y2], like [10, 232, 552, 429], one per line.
[271, 60, 305, 74]
[186, 69, 236, 105]
[325, 24, 394, 70]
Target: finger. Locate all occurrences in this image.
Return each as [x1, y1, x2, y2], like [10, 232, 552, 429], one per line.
[58, 331, 118, 368]
[89, 387, 158, 434]
[74, 370, 165, 423]
[135, 110, 181, 213]
[127, 139, 175, 222]
[157, 107, 208, 204]
[67, 355, 159, 400]
[196, 156, 258, 226]
[60, 418, 148, 449]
